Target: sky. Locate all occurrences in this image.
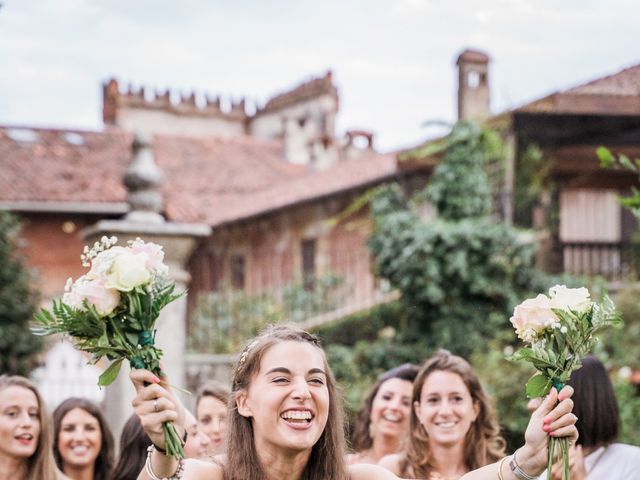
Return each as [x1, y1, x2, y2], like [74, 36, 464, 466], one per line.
[0, 0, 638, 152]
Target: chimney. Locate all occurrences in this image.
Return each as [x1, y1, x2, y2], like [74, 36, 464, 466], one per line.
[102, 78, 119, 125]
[456, 49, 490, 121]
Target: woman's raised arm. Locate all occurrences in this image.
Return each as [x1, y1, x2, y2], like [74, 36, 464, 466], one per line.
[461, 386, 577, 480]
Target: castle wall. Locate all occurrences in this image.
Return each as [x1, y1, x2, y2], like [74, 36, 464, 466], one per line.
[116, 109, 246, 138]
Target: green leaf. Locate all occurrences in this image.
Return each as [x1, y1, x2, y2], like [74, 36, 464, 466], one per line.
[525, 373, 552, 398]
[596, 146, 614, 167]
[98, 358, 124, 386]
[618, 154, 638, 172]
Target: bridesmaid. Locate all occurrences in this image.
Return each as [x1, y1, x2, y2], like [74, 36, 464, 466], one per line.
[0, 374, 67, 480]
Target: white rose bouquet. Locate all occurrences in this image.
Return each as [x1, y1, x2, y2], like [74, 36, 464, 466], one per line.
[34, 236, 185, 458]
[509, 285, 620, 480]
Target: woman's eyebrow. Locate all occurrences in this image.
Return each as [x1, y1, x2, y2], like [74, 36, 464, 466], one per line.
[264, 367, 326, 376]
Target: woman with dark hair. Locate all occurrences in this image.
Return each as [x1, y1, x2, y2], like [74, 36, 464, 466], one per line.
[0, 374, 67, 480]
[111, 414, 151, 480]
[129, 325, 578, 480]
[539, 356, 640, 479]
[379, 350, 507, 479]
[195, 381, 230, 456]
[348, 363, 419, 465]
[52, 397, 114, 480]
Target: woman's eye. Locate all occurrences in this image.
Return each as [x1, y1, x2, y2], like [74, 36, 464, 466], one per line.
[309, 378, 325, 385]
[382, 394, 393, 401]
[273, 377, 289, 383]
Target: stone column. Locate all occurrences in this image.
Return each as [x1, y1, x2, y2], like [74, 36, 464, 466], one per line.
[82, 132, 211, 441]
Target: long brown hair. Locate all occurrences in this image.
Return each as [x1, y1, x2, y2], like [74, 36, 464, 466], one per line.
[52, 397, 114, 480]
[224, 324, 349, 480]
[0, 375, 62, 480]
[351, 363, 419, 452]
[111, 414, 151, 480]
[400, 350, 505, 478]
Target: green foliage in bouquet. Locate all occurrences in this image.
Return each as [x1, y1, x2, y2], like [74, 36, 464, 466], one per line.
[35, 278, 181, 385]
[33, 236, 185, 458]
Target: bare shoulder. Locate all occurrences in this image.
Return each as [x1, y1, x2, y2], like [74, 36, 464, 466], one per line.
[348, 463, 400, 479]
[183, 458, 224, 479]
[377, 452, 403, 475]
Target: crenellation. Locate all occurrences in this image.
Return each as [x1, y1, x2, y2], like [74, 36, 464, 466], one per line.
[102, 73, 344, 158]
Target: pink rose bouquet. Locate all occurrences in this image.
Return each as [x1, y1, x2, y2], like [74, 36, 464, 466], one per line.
[34, 236, 185, 458]
[509, 285, 620, 480]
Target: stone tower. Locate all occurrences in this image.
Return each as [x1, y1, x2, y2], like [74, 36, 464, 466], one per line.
[456, 49, 491, 121]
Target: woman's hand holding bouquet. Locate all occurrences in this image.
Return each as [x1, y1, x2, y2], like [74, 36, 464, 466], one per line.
[509, 285, 620, 480]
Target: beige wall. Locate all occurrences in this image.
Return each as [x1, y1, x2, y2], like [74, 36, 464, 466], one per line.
[559, 189, 621, 242]
[117, 109, 246, 138]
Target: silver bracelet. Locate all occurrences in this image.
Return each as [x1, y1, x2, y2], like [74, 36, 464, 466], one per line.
[508, 448, 538, 480]
[145, 445, 185, 480]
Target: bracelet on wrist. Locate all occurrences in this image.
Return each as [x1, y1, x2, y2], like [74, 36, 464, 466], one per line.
[145, 445, 185, 480]
[509, 448, 538, 480]
[497, 456, 508, 480]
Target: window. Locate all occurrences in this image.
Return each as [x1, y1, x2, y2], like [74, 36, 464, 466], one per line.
[301, 239, 316, 290]
[230, 254, 245, 290]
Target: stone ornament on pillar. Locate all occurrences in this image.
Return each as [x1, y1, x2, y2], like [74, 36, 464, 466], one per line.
[124, 131, 165, 224]
[81, 132, 211, 445]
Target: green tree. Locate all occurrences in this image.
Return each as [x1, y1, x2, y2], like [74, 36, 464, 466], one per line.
[368, 122, 546, 357]
[0, 211, 42, 375]
[597, 147, 640, 219]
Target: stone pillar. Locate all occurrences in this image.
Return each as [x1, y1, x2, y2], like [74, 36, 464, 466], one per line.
[82, 132, 210, 441]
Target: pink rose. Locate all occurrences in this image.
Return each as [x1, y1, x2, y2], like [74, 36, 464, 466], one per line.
[63, 276, 120, 316]
[129, 239, 169, 275]
[510, 294, 558, 342]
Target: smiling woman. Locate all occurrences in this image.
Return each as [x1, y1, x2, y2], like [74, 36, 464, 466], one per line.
[129, 326, 579, 480]
[378, 350, 506, 479]
[0, 375, 65, 480]
[52, 398, 114, 480]
[348, 363, 419, 465]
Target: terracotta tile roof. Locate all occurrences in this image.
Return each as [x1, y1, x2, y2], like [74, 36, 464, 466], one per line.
[0, 126, 398, 226]
[209, 151, 398, 226]
[256, 71, 337, 115]
[567, 64, 640, 96]
[515, 63, 640, 115]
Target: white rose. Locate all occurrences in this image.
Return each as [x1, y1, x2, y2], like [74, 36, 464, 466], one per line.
[548, 285, 591, 313]
[510, 294, 557, 342]
[105, 251, 151, 292]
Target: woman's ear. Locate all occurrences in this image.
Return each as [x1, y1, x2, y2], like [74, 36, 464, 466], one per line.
[235, 390, 253, 418]
[472, 400, 480, 421]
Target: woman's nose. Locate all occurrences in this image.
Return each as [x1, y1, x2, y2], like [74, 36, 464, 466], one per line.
[211, 416, 222, 433]
[291, 379, 311, 400]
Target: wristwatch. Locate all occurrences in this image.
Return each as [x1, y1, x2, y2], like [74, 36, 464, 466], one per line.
[509, 449, 538, 480]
